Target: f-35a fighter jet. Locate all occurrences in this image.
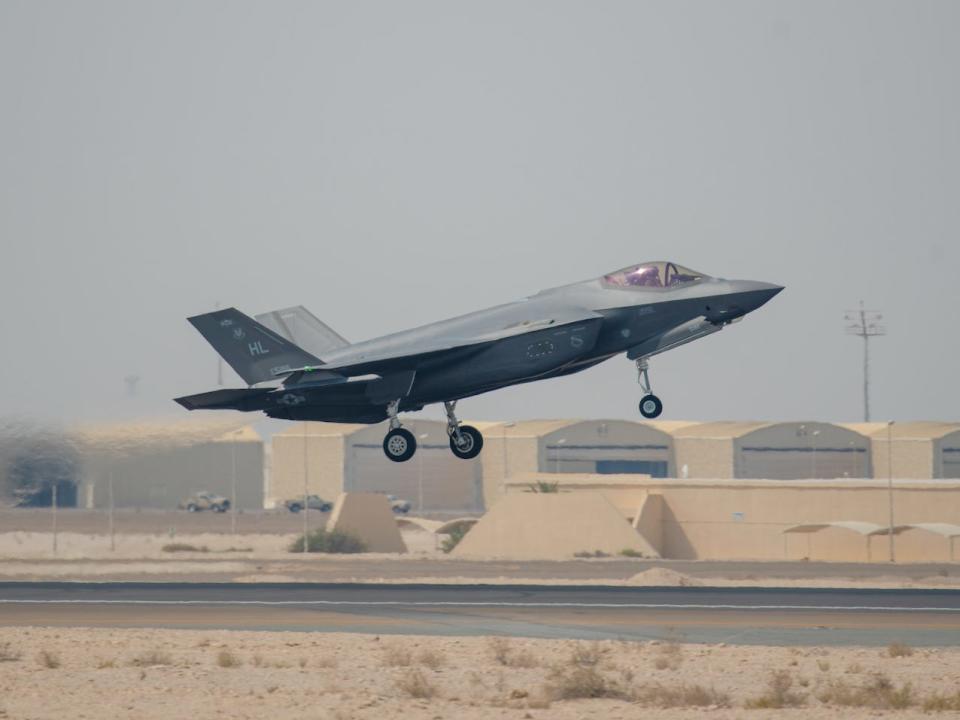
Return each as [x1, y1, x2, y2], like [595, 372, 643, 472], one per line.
[176, 261, 782, 463]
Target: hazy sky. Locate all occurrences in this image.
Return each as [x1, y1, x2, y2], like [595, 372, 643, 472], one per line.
[1, 1, 957, 428]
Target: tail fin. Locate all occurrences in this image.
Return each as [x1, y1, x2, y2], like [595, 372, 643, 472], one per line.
[187, 308, 323, 385]
[254, 305, 349, 359]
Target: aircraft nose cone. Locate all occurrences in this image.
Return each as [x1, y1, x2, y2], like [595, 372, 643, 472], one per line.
[703, 281, 784, 323]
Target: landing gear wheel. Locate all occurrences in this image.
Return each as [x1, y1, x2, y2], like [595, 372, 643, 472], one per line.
[383, 427, 417, 462]
[639, 394, 663, 419]
[449, 425, 484, 460]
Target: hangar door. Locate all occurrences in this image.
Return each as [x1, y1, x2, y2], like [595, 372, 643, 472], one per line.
[347, 441, 482, 512]
[943, 453, 960, 479]
[737, 426, 871, 479]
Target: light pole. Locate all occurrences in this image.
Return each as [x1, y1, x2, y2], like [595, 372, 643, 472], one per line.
[417, 432, 429, 513]
[302, 421, 309, 554]
[51, 482, 58, 556]
[108, 470, 115, 552]
[887, 420, 895, 562]
[230, 429, 241, 535]
[500, 422, 515, 496]
[555, 438, 567, 474]
[811, 429, 820, 479]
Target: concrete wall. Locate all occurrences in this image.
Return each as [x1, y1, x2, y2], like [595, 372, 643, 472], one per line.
[504, 474, 960, 561]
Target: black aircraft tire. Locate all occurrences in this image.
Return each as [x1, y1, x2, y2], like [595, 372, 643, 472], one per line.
[383, 428, 417, 463]
[639, 394, 663, 419]
[449, 425, 484, 460]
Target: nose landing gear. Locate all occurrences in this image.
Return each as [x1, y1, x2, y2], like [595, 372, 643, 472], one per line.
[636, 358, 663, 419]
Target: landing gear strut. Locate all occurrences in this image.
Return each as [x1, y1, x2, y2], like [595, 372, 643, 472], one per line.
[445, 401, 484, 460]
[382, 399, 417, 462]
[636, 358, 663, 419]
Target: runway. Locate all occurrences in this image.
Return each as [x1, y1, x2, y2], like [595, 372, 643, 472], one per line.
[2, 582, 960, 646]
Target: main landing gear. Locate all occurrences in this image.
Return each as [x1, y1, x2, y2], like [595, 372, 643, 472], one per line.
[382, 400, 417, 463]
[445, 401, 483, 460]
[636, 357, 664, 419]
[380, 399, 485, 462]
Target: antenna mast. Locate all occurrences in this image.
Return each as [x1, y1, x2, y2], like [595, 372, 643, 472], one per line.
[844, 301, 886, 421]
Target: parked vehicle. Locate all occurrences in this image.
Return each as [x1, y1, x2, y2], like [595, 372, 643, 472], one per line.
[386, 494, 411, 514]
[285, 495, 333, 513]
[179, 491, 230, 513]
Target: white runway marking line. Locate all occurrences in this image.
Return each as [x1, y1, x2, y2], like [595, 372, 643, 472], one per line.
[1, 599, 959, 612]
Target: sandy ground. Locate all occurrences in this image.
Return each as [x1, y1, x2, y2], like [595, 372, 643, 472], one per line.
[2, 530, 959, 589]
[0, 627, 958, 719]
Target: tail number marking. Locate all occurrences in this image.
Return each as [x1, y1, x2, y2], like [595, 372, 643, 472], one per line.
[248, 341, 270, 356]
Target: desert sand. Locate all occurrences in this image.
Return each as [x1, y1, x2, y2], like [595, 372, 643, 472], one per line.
[1, 627, 958, 719]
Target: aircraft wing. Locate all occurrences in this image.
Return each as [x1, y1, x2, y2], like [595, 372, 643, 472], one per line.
[318, 308, 604, 375]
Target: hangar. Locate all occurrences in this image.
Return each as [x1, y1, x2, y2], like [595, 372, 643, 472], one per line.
[74, 418, 264, 510]
[270, 420, 484, 513]
[844, 422, 960, 479]
[672, 421, 872, 479]
[479, 419, 691, 506]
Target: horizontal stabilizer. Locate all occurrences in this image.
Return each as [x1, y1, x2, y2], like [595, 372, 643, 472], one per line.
[255, 305, 349, 360]
[174, 388, 272, 411]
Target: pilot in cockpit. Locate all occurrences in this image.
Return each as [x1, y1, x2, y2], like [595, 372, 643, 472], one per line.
[627, 264, 662, 287]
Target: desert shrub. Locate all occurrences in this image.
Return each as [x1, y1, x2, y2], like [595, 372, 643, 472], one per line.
[573, 550, 611, 558]
[745, 670, 806, 708]
[816, 659, 831, 671]
[923, 691, 960, 711]
[636, 682, 731, 708]
[488, 638, 538, 668]
[0, 643, 21, 662]
[395, 668, 437, 699]
[130, 650, 173, 667]
[545, 664, 628, 700]
[382, 644, 413, 667]
[216, 650, 242, 668]
[817, 673, 914, 709]
[417, 648, 446, 669]
[652, 642, 683, 671]
[619, 548, 644, 557]
[887, 641, 914, 658]
[161, 543, 208, 553]
[288, 529, 367, 554]
[570, 643, 604, 667]
[441, 525, 470, 553]
[37, 650, 61, 669]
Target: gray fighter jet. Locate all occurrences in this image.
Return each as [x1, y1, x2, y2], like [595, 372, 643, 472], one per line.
[176, 261, 782, 462]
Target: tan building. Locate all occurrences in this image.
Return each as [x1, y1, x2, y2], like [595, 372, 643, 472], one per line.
[842, 422, 960, 479]
[502, 473, 960, 561]
[270, 420, 484, 513]
[74, 418, 264, 510]
[479, 419, 692, 507]
[672, 421, 872, 479]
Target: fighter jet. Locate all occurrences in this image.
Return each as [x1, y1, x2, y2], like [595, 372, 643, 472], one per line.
[176, 261, 782, 462]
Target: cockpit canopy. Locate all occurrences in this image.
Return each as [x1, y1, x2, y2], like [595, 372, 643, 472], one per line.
[603, 261, 707, 289]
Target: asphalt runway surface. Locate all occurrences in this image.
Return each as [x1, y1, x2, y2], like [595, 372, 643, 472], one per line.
[2, 582, 959, 647]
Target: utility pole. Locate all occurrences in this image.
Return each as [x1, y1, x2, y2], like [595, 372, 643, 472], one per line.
[302, 421, 309, 553]
[108, 471, 115, 552]
[887, 420, 895, 562]
[844, 301, 886, 421]
[51, 483, 58, 555]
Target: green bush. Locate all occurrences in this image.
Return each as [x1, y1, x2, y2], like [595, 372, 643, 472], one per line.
[441, 524, 471, 553]
[288, 529, 367, 554]
[527, 480, 560, 493]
